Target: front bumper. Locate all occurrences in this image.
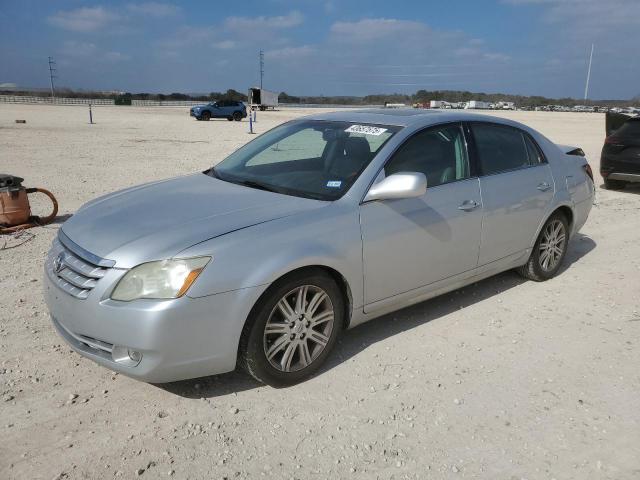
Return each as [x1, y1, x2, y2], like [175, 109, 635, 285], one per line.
[44, 266, 265, 383]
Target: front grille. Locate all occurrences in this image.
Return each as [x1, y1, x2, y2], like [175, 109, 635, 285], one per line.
[46, 235, 111, 300]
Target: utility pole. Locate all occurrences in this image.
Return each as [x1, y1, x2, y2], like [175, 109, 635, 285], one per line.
[259, 50, 264, 89]
[584, 43, 594, 101]
[48, 56, 57, 98]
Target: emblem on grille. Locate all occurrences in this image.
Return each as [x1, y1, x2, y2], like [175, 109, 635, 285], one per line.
[53, 252, 66, 274]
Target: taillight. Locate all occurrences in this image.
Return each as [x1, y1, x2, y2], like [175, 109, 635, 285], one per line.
[583, 163, 594, 182]
[604, 136, 620, 144]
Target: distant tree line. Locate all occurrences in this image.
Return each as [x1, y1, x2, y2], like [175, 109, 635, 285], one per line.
[1, 87, 638, 107]
[279, 90, 639, 108]
[0, 88, 248, 102]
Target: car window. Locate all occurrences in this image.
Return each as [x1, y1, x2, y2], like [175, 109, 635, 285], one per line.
[523, 134, 545, 165]
[213, 120, 400, 201]
[384, 123, 470, 188]
[472, 123, 531, 175]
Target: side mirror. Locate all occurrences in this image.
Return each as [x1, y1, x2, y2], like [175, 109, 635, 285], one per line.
[364, 172, 427, 202]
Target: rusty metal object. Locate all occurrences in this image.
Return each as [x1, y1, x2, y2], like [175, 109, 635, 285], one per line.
[0, 174, 58, 233]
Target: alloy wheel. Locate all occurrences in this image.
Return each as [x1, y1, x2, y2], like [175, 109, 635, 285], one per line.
[263, 285, 335, 373]
[538, 219, 566, 271]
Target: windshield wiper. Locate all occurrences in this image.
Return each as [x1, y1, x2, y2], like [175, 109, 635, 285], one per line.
[237, 180, 280, 193]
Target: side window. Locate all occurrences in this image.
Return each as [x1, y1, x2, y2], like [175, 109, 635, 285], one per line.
[384, 124, 470, 188]
[523, 134, 545, 165]
[472, 123, 530, 175]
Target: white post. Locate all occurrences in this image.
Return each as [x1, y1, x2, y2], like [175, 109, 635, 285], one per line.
[584, 43, 594, 101]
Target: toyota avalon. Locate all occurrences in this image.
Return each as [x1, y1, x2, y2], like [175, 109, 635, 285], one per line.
[44, 110, 594, 386]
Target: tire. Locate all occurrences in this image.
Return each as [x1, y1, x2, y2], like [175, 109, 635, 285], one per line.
[239, 269, 344, 387]
[604, 178, 626, 190]
[227, 117, 234, 121]
[200, 111, 211, 121]
[517, 212, 569, 281]
[233, 111, 242, 121]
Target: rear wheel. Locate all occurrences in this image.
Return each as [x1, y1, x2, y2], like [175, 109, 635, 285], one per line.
[227, 117, 234, 121]
[239, 270, 343, 387]
[517, 212, 569, 281]
[200, 111, 211, 121]
[233, 111, 243, 121]
[604, 178, 626, 190]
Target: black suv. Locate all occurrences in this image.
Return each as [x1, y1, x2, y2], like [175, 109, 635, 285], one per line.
[601, 113, 640, 189]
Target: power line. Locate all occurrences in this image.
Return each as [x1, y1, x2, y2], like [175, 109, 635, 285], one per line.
[259, 50, 264, 89]
[48, 56, 57, 98]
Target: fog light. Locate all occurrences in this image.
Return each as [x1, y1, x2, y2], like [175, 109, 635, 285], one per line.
[111, 345, 143, 367]
[128, 349, 142, 363]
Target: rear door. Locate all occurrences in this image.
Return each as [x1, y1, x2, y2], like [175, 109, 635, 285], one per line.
[215, 101, 229, 117]
[470, 122, 554, 266]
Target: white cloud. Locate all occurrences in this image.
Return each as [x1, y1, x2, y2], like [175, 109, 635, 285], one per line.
[265, 45, 314, 60]
[105, 51, 131, 62]
[60, 40, 97, 57]
[48, 7, 117, 32]
[504, 0, 640, 33]
[225, 11, 303, 30]
[58, 41, 130, 63]
[126, 2, 180, 17]
[213, 40, 236, 50]
[330, 18, 435, 43]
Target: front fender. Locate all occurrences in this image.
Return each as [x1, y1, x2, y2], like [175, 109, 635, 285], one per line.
[179, 205, 364, 309]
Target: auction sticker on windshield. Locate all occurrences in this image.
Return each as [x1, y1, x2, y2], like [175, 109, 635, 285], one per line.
[345, 125, 388, 136]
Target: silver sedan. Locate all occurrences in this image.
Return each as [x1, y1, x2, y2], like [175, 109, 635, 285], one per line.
[43, 110, 595, 386]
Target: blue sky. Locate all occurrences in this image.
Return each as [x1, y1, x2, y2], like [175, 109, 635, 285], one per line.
[1, 0, 639, 99]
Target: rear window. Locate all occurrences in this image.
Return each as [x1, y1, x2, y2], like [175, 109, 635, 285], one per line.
[615, 120, 640, 137]
[471, 123, 531, 175]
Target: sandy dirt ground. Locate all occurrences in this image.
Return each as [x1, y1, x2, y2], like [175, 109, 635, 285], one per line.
[1, 105, 639, 480]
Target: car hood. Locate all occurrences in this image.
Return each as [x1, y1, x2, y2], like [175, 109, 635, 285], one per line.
[61, 173, 325, 268]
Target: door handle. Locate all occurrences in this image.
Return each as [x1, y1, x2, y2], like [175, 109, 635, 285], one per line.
[458, 200, 480, 211]
[537, 182, 551, 191]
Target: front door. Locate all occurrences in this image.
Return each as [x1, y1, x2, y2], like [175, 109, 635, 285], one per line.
[360, 123, 483, 307]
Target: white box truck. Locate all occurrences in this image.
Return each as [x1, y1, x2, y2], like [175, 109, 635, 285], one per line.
[430, 100, 444, 109]
[248, 88, 278, 111]
[465, 100, 491, 110]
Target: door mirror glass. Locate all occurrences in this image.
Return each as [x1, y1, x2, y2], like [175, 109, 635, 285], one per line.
[364, 172, 427, 202]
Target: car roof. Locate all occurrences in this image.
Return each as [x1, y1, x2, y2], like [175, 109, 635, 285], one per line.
[299, 108, 526, 129]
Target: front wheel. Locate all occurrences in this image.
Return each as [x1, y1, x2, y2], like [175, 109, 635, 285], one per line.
[517, 212, 569, 281]
[233, 111, 243, 121]
[200, 111, 211, 121]
[239, 270, 343, 387]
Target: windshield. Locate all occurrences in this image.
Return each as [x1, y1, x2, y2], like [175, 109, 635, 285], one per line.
[209, 120, 401, 200]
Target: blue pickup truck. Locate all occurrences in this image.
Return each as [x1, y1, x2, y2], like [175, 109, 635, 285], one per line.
[190, 100, 247, 121]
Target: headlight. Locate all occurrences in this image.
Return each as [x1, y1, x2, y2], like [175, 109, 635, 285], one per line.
[111, 257, 211, 301]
